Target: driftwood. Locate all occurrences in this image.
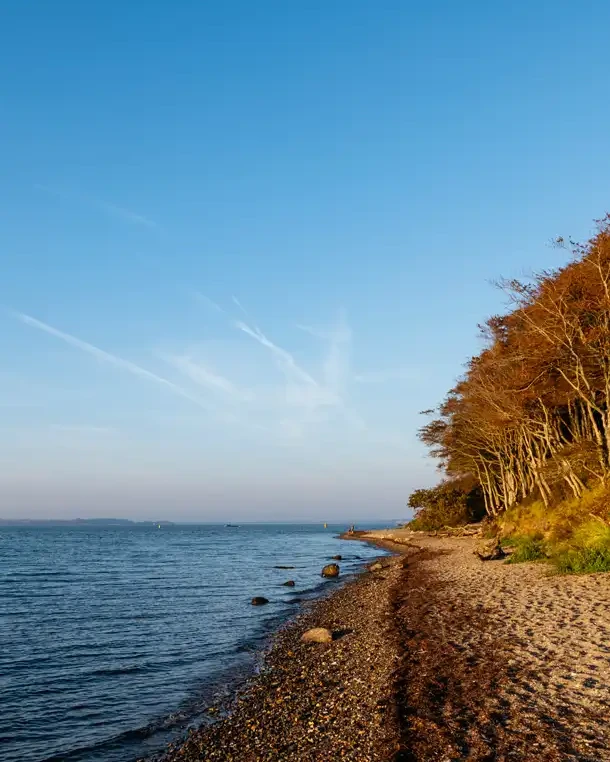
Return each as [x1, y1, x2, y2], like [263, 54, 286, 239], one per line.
[474, 538, 506, 561]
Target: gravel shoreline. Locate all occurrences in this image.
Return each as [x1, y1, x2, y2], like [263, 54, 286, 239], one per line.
[158, 549, 403, 762]
[157, 532, 610, 761]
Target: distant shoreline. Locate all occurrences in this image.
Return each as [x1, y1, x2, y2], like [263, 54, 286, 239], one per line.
[0, 519, 398, 527]
[0, 518, 176, 526]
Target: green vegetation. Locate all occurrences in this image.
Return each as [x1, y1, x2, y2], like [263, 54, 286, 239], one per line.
[553, 547, 610, 574]
[503, 534, 547, 564]
[407, 480, 485, 531]
[550, 516, 610, 573]
[497, 491, 610, 573]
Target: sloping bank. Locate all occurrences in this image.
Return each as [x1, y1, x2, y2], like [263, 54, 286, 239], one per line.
[158, 531, 610, 761]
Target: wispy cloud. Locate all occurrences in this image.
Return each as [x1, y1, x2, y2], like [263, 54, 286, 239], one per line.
[322, 310, 351, 398]
[232, 308, 361, 440]
[34, 184, 157, 229]
[354, 368, 418, 384]
[195, 293, 339, 416]
[161, 353, 250, 401]
[296, 316, 352, 397]
[231, 296, 249, 318]
[296, 323, 332, 340]
[13, 297, 408, 449]
[235, 320, 319, 391]
[12, 312, 214, 412]
[193, 292, 226, 315]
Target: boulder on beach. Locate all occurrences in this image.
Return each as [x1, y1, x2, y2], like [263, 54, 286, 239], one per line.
[474, 538, 506, 561]
[301, 627, 333, 644]
[332, 555, 342, 560]
[282, 580, 295, 586]
[251, 596, 269, 606]
[368, 562, 383, 572]
[321, 563, 340, 578]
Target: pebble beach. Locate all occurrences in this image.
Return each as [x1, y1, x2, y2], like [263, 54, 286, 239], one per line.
[158, 530, 610, 761]
[159, 551, 402, 762]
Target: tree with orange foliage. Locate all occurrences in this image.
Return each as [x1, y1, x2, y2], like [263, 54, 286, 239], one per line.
[415, 217, 610, 519]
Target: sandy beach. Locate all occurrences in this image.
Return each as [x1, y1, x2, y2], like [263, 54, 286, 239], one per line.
[159, 531, 610, 761]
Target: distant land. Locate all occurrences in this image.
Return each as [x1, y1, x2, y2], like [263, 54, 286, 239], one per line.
[0, 518, 176, 527]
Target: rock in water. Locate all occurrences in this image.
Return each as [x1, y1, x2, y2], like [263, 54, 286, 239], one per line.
[332, 555, 342, 560]
[251, 596, 269, 606]
[321, 563, 340, 578]
[301, 627, 333, 644]
[282, 580, 295, 586]
[474, 538, 506, 561]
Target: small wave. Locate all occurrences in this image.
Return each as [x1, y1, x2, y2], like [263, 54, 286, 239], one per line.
[5, 524, 389, 762]
[37, 713, 192, 762]
[4, 570, 76, 578]
[90, 664, 146, 678]
[290, 579, 333, 597]
[36, 671, 244, 762]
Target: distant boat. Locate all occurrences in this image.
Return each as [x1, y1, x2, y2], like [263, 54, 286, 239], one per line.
[323, 522, 327, 529]
[225, 523, 240, 528]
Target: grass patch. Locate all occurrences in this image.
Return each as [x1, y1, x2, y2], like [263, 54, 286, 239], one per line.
[572, 517, 610, 548]
[498, 486, 610, 574]
[504, 534, 547, 564]
[552, 547, 610, 574]
[550, 518, 610, 574]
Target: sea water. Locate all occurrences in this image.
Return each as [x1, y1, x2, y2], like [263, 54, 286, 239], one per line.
[0, 522, 387, 762]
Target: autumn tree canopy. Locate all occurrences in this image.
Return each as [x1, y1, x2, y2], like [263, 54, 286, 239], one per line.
[419, 216, 610, 518]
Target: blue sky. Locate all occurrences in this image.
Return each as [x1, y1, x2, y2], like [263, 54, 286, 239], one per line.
[2, 1, 610, 520]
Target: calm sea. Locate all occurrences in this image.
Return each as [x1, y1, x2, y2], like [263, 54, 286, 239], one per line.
[0, 523, 387, 762]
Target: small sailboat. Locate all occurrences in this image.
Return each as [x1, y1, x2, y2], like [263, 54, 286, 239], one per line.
[323, 522, 327, 529]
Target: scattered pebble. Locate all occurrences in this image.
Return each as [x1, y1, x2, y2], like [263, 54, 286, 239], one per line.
[300, 627, 333, 644]
[160, 555, 400, 761]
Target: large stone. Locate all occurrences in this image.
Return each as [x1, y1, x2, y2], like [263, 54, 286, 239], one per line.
[251, 596, 269, 606]
[368, 561, 383, 572]
[301, 627, 333, 644]
[282, 580, 295, 586]
[474, 538, 506, 561]
[332, 555, 342, 560]
[321, 563, 340, 578]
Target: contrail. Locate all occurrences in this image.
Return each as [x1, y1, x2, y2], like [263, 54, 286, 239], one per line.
[13, 312, 214, 411]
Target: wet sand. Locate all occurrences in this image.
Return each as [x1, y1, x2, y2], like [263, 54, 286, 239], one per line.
[159, 531, 610, 761]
